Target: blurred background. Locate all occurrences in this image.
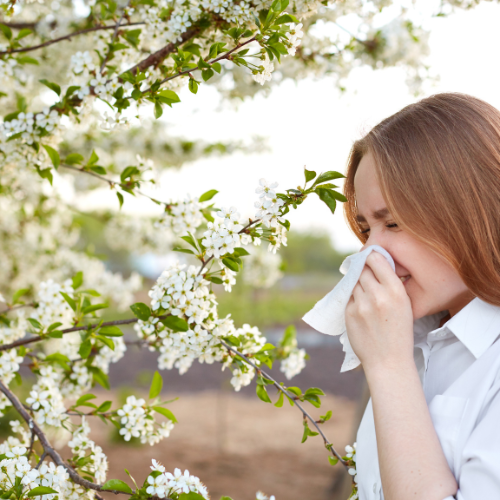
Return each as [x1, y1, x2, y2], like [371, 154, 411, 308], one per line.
[5, 1, 500, 498]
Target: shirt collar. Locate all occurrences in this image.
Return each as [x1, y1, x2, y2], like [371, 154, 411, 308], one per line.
[416, 297, 500, 359]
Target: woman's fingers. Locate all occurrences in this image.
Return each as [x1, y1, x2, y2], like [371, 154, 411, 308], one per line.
[364, 252, 399, 286]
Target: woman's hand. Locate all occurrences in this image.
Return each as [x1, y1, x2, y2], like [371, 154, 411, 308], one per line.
[345, 252, 414, 373]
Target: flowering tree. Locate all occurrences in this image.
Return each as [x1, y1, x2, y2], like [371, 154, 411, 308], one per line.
[0, 0, 490, 499]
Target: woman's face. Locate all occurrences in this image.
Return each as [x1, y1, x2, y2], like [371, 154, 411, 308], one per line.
[353, 152, 475, 320]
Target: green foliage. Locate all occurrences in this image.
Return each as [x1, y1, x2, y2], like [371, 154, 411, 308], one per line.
[149, 371, 163, 399]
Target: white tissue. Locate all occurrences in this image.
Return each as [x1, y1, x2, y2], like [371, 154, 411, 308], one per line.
[302, 245, 395, 372]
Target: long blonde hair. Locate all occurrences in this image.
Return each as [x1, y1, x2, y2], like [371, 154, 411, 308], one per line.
[343, 93, 500, 305]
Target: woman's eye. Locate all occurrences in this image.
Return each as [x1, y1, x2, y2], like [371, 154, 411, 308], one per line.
[359, 223, 398, 234]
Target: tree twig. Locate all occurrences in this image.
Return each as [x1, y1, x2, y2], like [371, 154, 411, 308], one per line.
[121, 27, 200, 78]
[220, 339, 348, 467]
[0, 317, 143, 352]
[0, 22, 144, 55]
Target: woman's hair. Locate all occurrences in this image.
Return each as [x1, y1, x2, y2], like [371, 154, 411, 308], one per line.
[343, 92, 500, 306]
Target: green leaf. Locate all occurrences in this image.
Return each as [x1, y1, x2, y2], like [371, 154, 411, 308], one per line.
[212, 62, 222, 73]
[82, 303, 108, 314]
[208, 276, 223, 284]
[27, 487, 59, 497]
[90, 166, 107, 175]
[75, 394, 97, 407]
[39, 79, 61, 96]
[179, 493, 206, 500]
[330, 190, 348, 203]
[149, 371, 163, 399]
[274, 391, 284, 407]
[72, 271, 83, 289]
[99, 326, 123, 337]
[48, 331, 63, 339]
[328, 456, 339, 466]
[97, 335, 115, 350]
[173, 247, 195, 254]
[97, 400, 112, 413]
[43, 145, 60, 170]
[0, 24, 13, 40]
[65, 153, 84, 165]
[37, 167, 53, 185]
[158, 89, 180, 103]
[304, 168, 316, 183]
[188, 79, 199, 94]
[320, 410, 332, 422]
[201, 68, 214, 82]
[91, 367, 110, 390]
[153, 406, 178, 423]
[47, 322, 62, 332]
[27, 318, 42, 330]
[16, 55, 39, 65]
[233, 247, 250, 257]
[181, 234, 198, 250]
[222, 258, 239, 272]
[305, 387, 325, 396]
[313, 170, 346, 186]
[256, 384, 272, 403]
[116, 192, 124, 208]
[102, 479, 133, 494]
[130, 302, 151, 321]
[45, 353, 70, 363]
[161, 316, 189, 332]
[315, 188, 336, 214]
[275, 13, 299, 24]
[79, 339, 92, 359]
[12, 288, 29, 304]
[198, 189, 218, 202]
[301, 420, 319, 443]
[154, 101, 163, 119]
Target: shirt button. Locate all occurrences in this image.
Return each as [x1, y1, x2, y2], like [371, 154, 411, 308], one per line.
[373, 482, 378, 493]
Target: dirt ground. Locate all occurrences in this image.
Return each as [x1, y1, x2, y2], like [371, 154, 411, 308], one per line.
[92, 391, 358, 500]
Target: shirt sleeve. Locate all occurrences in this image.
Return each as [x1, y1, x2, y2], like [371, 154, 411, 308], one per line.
[444, 379, 500, 499]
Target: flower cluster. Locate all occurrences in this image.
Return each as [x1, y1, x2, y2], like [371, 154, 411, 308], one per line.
[26, 366, 67, 427]
[2, 108, 60, 145]
[280, 348, 307, 380]
[155, 195, 206, 235]
[30, 279, 74, 328]
[254, 178, 285, 228]
[149, 263, 216, 323]
[286, 23, 304, 56]
[345, 442, 358, 500]
[146, 460, 209, 499]
[68, 418, 108, 484]
[253, 55, 275, 85]
[117, 396, 175, 445]
[0, 446, 70, 499]
[202, 206, 252, 258]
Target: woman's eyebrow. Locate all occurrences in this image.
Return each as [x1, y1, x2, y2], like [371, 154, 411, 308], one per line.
[355, 207, 390, 222]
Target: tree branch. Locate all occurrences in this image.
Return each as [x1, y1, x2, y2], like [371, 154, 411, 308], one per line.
[0, 317, 142, 352]
[122, 26, 200, 78]
[0, 379, 133, 496]
[140, 35, 257, 94]
[0, 22, 144, 55]
[220, 339, 348, 467]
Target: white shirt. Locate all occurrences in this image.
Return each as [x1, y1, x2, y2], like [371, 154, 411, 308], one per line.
[355, 297, 500, 500]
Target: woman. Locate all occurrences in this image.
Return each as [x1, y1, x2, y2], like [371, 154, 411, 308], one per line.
[343, 93, 500, 500]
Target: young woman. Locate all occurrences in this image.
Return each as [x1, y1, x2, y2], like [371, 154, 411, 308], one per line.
[343, 93, 500, 500]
